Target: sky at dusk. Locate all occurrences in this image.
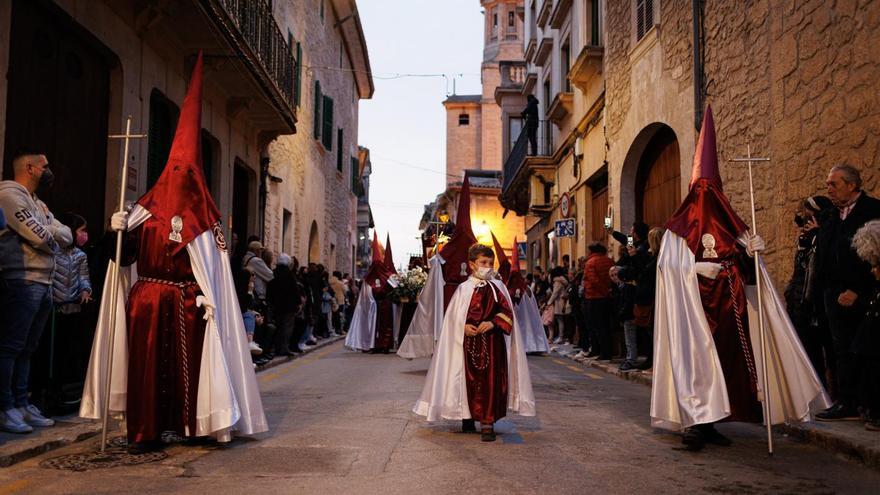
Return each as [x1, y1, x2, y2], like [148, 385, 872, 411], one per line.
[357, 0, 486, 268]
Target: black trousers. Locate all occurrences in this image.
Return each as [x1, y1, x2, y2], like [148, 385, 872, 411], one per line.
[823, 289, 863, 407]
[526, 124, 538, 155]
[586, 298, 612, 358]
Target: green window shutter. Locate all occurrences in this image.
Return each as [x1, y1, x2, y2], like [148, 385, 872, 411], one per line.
[295, 42, 302, 107]
[350, 156, 359, 193]
[336, 128, 344, 172]
[313, 81, 322, 139]
[322, 95, 334, 150]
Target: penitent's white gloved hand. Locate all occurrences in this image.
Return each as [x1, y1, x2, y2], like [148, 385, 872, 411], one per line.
[745, 233, 766, 257]
[110, 211, 128, 232]
[694, 262, 724, 280]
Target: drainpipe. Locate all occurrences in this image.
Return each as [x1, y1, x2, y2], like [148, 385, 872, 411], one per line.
[259, 152, 270, 242]
[692, 0, 704, 130]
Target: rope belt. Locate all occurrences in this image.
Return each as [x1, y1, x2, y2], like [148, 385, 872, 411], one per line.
[136, 276, 198, 424]
[721, 261, 759, 393]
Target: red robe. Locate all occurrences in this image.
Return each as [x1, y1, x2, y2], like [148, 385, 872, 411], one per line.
[372, 281, 395, 350]
[463, 282, 514, 424]
[122, 218, 206, 443]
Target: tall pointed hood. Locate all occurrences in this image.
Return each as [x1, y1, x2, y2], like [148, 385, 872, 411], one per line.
[138, 52, 220, 255]
[383, 234, 397, 275]
[665, 105, 749, 258]
[491, 231, 511, 281]
[371, 231, 383, 263]
[505, 237, 528, 299]
[510, 237, 521, 273]
[439, 173, 477, 283]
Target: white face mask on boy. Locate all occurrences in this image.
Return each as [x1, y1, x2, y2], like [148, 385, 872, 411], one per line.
[473, 266, 496, 280]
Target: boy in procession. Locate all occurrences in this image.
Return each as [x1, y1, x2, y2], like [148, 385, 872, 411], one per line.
[413, 243, 535, 442]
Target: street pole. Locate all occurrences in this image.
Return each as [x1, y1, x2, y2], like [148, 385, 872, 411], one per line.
[730, 145, 773, 456]
[103, 116, 146, 452]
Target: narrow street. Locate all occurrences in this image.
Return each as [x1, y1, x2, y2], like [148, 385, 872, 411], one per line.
[1, 342, 877, 494]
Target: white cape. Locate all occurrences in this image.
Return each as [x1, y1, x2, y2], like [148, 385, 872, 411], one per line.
[344, 283, 377, 351]
[397, 255, 444, 359]
[413, 277, 536, 421]
[517, 292, 551, 354]
[80, 205, 268, 441]
[650, 231, 831, 431]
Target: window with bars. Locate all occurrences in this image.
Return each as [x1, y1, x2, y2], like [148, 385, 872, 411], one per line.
[459, 114, 470, 126]
[636, 0, 654, 42]
[146, 89, 179, 189]
[322, 95, 334, 150]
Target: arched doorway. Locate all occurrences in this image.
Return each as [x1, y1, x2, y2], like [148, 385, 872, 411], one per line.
[635, 126, 681, 228]
[308, 221, 320, 264]
[620, 124, 682, 230]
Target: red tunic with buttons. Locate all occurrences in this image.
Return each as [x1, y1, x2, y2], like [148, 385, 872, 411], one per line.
[463, 282, 514, 424]
[121, 217, 206, 443]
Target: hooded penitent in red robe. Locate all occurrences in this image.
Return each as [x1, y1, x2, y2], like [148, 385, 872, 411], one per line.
[439, 175, 477, 309]
[345, 233, 395, 351]
[373, 234, 398, 350]
[491, 232, 511, 283]
[651, 106, 829, 431]
[81, 53, 267, 444]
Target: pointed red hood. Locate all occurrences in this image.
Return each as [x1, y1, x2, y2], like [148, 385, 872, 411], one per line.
[505, 237, 528, 299]
[371, 232, 383, 263]
[665, 106, 749, 258]
[491, 231, 511, 281]
[439, 173, 477, 288]
[510, 236, 521, 273]
[383, 234, 397, 275]
[137, 52, 219, 255]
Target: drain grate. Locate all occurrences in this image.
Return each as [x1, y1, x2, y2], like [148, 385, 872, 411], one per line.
[39, 436, 167, 472]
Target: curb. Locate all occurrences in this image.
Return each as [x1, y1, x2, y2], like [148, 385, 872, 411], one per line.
[551, 345, 880, 473]
[0, 334, 345, 468]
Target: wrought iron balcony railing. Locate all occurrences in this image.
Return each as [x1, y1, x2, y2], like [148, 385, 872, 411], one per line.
[210, 0, 296, 109]
[503, 120, 553, 192]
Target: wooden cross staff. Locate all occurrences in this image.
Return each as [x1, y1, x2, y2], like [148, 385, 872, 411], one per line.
[101, 116, 147, 452]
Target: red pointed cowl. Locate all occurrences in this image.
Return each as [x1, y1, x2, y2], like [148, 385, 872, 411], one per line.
[371, 232, 383, 264]
[505, 238, 528, 303]
[664, 105, 749, 259]
[383, 234, 398, 275]
[491, 231, 511, 282]
[138, 52, 220, 255]
[438, 174, 478, 309]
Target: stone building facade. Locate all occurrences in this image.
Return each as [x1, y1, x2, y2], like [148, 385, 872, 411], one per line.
[265, 0, 373, 274]
[500, 0, 879, 286]
[0, 0, 298, 255]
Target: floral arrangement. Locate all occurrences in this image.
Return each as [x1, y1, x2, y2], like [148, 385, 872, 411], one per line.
[389, 267, 428, 304]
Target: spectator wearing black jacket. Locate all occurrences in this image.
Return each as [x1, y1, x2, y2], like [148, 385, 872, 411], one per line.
[268, 253, 301, 356]
[814, 165, 880, 421]
[521, 95, 539, 155]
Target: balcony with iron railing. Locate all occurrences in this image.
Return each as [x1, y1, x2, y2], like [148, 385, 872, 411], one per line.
[500, 120, 555, 215]
[194, 0, 298, 132]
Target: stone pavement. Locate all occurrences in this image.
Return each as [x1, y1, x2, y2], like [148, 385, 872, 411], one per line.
[0, 334, 345, 468]
[548, 342, 880, 472]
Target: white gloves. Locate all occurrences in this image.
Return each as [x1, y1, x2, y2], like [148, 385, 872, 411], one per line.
[695, 262, 723, 280]
[744, 233, 765, 257]
[110, 211, 128, 232]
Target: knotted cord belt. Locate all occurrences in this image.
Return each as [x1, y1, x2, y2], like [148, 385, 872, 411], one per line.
[720, 261, 759, 393]
[137, 276, 199, 423]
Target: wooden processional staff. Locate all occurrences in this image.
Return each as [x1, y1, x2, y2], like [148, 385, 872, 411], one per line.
[101, 116, 147, 452]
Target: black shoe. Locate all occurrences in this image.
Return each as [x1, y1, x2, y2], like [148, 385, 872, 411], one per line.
[290, 347, 304, 354]
[481, 426, 496, 442]
[262, 352, 275, 361]
[699, 424, 732, 447]
[306, 340, 318, 346]
[462, 419, 477, 433]
[619, 361, 638, 373]
[275, 351, 293, 357]
[816, 403, 861, 422]
[127, 441, 162, 455]
[635, 360, 652, 371]
[681, 427, 705, 451]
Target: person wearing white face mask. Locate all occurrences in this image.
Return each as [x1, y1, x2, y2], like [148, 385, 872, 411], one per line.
[413, 243, 535, 442]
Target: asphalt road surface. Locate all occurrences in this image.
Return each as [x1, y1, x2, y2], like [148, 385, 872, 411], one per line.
[1, 341, 878, 494]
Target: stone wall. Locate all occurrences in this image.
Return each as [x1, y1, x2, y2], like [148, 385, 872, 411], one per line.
[703, 0, 880, 284]
[267, 0, 362, 272]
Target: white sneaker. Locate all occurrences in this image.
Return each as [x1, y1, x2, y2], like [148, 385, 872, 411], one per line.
[18, 404, 54, 427]
[249, 341, 263, 355]
[1, 408, 34, 433]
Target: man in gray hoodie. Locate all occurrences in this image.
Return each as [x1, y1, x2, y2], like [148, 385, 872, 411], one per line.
[0, 150, 71, 433]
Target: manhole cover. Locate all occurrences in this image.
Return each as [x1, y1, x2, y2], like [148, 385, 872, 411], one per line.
[40, 450, 168, 472]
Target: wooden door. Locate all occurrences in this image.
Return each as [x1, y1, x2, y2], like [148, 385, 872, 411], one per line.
[591, 186, 609, 242]
[636, 127, 681, 228]
[3, 0, 112, 239]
